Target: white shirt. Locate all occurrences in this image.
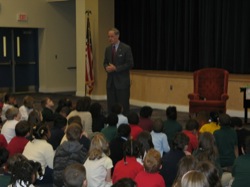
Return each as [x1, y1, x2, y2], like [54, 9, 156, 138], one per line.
[151, 131, 170, 157]
[8, 180, 35, 187]
[1, 103, 13, 122]
[67, 110, 93, 135]
[117, 114, 128, 128]
[1, 119, 19, 143]
[19, 105, 33, 121]
[84, 155, 113, 187]
[23, 139, 55, 174]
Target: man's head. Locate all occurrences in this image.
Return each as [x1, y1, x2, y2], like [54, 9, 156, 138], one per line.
[108, 28, 120, 45]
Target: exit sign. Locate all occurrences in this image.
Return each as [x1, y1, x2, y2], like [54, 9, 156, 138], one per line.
[17, 13, 28, 22]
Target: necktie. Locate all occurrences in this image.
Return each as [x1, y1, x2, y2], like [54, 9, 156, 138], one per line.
[112, 45, 116, 62]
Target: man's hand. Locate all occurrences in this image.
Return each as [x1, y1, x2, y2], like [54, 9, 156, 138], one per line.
[105, 63, 117, 72]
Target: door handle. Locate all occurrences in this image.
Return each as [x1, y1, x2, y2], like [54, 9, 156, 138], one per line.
[16, 36, 20, 57]
[3, 36, 7, 57]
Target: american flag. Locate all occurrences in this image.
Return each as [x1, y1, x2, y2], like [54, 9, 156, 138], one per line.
[85, 16, 94, 95]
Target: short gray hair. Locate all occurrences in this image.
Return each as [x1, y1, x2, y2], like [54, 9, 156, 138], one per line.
[110, 28, 120, 36]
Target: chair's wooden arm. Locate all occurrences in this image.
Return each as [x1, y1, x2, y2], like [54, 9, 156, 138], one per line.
[188, 93, 200, 100]
[221, 93, 229, 101]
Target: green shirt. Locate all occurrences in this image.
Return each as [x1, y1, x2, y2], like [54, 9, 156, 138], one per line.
[232, 154, 250, 187]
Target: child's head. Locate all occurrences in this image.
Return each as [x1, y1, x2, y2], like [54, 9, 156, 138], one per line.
[196, 161, 221, 187]
[123, 139, 141, 158]
[218, 114, 231, 127]
[6, 107, 20, 121]
[90, 102, 103, 118]
[6, 154, 27, 173]
[143, 149, 162, 173]
[15, 121, 30, 137]
[107, 113, 118, 126]
[128, 111, 139, 125]
[185, 119, 199, 132]
[60, 106, 71, 117]
[76, 97, 91, 112]
[23, 95, 34, 109]
[4, 93, 16, 105]
[166, 106, 177, 120]
[136, 131, 154, 154]
[66, 123, 82, 141]
[89, 133, 110, 160]
[172, 132, 189, 151]
[10, 159, 43, 186]
[198, 132, 215, 150]
[56, 98, 73, 113]
[68, 115, 83, 128]
[152, 118, 163, 133]
[32, 124, 50, 140]
[41, 97, 54, 109]
[139, 106, 153, 118]
[28, 109, 42, 126]
[181, 170, 209, 187]
[112, 178, 137, 187]
[111, 103, 123, 115]
[117, 124, 131, 138]
[176, 155, 198, 180]
[197, 132, 218, 162]
[63, 163, 87, 187]
[209, 111, 219, 123]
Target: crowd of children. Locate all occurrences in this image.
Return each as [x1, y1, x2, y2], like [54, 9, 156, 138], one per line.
[0, 92, 250, 187]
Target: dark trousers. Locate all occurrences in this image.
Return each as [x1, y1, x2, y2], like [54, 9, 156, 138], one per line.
[35, 167, 53, 186]
[107, 83, 130, 116]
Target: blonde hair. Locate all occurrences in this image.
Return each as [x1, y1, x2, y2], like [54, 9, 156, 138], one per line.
[181, 170, 209, 187]
[143, 149, 161, 173]
[88, 133, 110, 160]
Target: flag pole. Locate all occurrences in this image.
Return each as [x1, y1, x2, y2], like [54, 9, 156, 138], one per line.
[84, 10, 90, 96]
[85, 10, 94, 96]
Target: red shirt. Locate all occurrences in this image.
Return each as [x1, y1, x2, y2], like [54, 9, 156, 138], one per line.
[135, 170, 165, 187]
[7, 136, 29, 157]
[112, 156, 143, 183]
[138, 117, 153, 132]
[0, 134, 7, 148]
[182, 130, 198, 153]
[129, 124, 143, 140]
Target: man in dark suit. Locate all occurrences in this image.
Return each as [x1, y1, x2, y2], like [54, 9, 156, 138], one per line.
[104, 28, 134, 115]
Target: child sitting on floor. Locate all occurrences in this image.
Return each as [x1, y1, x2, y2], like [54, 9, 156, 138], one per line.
[7, 120, 30, 157]
[112, 139, 143, 183]
[8, 159, 43, 187]
[84, 133, 113, 187]
[135, 148, 165, 187]
[41, 97, 55, 123]
[63, 163, 87, 187]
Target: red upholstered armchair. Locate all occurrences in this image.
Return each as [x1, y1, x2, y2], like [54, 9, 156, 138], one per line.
[188, 68, 229, 114]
